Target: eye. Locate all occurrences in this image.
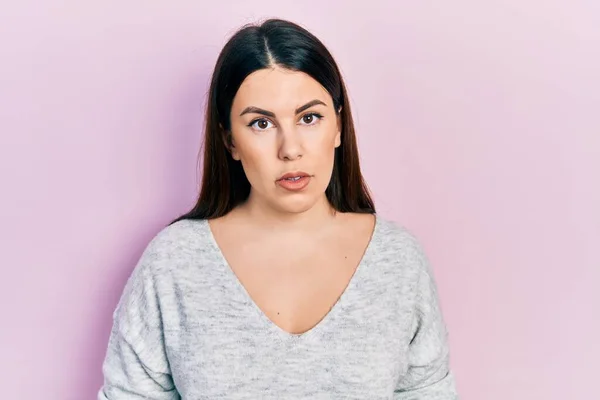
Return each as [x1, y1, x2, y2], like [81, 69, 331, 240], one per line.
[248, 118, 274, 131]
[299, 112, 323, 126]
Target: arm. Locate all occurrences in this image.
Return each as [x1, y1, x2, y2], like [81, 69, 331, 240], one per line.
[98, 243, 180, 400]
[394, 240, 459, 399]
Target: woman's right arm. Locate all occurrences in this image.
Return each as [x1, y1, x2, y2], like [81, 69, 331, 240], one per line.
[98, 241, 180, 400]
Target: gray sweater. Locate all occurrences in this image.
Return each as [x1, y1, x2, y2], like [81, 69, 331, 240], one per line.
[98, 216, 458, 399]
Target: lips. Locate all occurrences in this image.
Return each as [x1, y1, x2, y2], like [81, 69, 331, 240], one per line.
[276, 171, 312, 191]
[277, 171, 310, 182]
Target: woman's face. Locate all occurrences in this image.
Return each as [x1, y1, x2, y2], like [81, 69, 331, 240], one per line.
[228, 66, 341, 214]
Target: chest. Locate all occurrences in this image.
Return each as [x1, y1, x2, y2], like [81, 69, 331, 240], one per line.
[165, 306, 408, 399]
[158, 245, 413, 398]
[219, 235, 370, 335]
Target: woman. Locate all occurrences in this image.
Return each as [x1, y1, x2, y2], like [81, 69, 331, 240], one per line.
[99, 18, 458, 399]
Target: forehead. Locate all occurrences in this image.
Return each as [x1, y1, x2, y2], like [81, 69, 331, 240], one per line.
[232, 67, 332, 112]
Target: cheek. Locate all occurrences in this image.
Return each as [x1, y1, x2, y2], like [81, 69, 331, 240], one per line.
[309, 128, 339, 157]
[234, 138, 273, 180]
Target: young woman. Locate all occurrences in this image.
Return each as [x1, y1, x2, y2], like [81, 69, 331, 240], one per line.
[99, 18, 458, 399]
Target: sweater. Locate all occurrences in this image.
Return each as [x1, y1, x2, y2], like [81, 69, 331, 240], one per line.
[98, 215, 458, 399]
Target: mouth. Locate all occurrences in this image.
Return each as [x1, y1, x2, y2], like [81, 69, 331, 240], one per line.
[276, 171, 311, 182]
[276, 171, 312, 191]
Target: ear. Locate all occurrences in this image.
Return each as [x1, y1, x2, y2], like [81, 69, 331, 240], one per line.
[334, 130, 341, 148]
[220, 124, 241, 160]
[230, 143, 241, 160]
[335, 107, 342, 148]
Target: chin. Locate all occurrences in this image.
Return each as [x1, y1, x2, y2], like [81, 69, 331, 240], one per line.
[272, 195, 321, 214]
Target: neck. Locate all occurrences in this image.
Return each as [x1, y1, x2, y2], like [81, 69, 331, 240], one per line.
[236, 192, 337, 233]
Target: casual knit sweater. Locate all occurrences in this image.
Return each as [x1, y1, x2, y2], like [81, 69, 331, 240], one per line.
[98, 216, 458, 399]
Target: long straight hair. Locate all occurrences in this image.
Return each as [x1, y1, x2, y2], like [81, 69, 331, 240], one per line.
[172, 19, 375, 223]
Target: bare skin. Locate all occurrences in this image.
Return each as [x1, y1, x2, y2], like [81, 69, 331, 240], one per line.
[209, 66, 375, 335]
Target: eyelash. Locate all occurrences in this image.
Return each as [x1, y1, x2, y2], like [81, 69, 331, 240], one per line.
[247, 112, 324, 130]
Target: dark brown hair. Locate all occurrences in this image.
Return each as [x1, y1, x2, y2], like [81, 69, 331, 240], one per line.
[172, 19, 375, 223]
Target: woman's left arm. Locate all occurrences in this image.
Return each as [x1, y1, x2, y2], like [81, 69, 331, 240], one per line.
[393, 240, 459, 399]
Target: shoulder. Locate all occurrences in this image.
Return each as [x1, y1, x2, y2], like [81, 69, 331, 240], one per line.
[146, 218, 208, 252]
[370, 215, 433, 279]
[374, 216, 428, 258]
[112, 219, 212, 333]
[116, 218, 218, 309]
[134, 218, 213, 274]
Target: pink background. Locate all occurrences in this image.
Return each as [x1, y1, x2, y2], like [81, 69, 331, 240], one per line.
[1, 2, 598, 399]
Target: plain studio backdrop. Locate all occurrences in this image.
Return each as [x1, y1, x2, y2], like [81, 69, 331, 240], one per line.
[1, 1, 598, 399]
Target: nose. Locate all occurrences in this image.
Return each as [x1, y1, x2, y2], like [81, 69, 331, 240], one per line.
[277, 125, 303, 161]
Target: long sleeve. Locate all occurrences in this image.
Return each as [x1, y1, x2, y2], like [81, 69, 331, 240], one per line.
[393, 239, 459, 399]
[98, 241, 180, 400]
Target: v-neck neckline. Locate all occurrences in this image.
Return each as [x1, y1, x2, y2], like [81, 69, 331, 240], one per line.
[202, 214, 379, 344]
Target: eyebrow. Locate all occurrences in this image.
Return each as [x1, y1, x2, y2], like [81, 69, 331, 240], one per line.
[239, 99, 327, 118]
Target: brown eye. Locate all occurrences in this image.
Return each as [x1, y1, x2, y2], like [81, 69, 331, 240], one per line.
[249, 118, 274, 131]
[299, 112, 322, 126]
